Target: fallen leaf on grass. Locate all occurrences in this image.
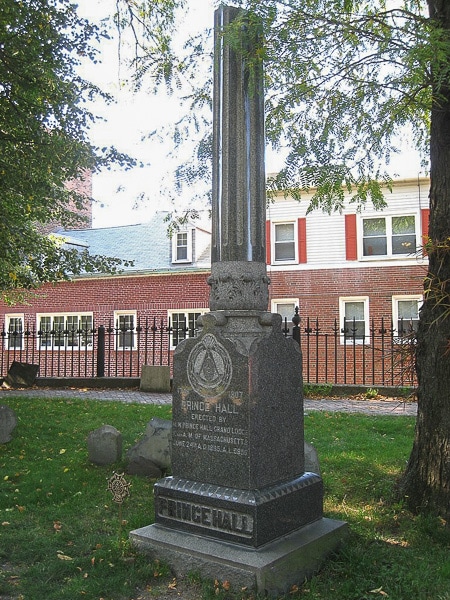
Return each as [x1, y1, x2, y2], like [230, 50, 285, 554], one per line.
[167, 578, 177, 590]
[57, 551, 73, 561]
[370, 587, 388, 596]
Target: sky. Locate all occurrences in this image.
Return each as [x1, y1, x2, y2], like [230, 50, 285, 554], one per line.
[76, 0, 217, 228]
[76, 0, 424, 229]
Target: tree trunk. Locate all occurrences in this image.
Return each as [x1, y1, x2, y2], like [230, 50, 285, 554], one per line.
[400, 1, 450, 521]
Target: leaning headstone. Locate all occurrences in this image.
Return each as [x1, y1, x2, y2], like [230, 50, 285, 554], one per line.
[5, 361, 39, 388]
[87, 425, 122, 466]
[0, 405, 17, 443]
[131, 6, 347, 596]
[126, 417, 172, 477]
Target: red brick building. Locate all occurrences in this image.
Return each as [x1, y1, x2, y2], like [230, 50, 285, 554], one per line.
[0, 177, 428, 386]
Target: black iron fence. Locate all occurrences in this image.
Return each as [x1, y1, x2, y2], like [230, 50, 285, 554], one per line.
[286, 315, 417, 388]
[0, 314, 417, 387]
[0, 317, 172, 379]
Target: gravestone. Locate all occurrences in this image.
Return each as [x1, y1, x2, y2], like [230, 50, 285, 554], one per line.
[131, 6, 347, 595]
[5, 361, 39, 387]
[0, 405, 17, 443]
[126, 417, 172, 477]
[87, 425, 122, 466]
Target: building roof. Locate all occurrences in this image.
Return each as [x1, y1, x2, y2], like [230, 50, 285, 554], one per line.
[55, 211, 211, 275]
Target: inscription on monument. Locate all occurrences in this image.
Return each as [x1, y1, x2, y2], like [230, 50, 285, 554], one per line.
[172, 389, 249, 457]
[157, 496, 254, 538]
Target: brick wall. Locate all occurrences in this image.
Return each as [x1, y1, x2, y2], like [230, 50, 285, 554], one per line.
[0, 264, 423, 385]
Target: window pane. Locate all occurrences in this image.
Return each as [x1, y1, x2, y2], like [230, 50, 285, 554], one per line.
[363, 236, 387, 256]
[392, 216, 415, 234]
[392, 234, 416, 254]
[118, 314, 134, 349]
[275, 223, 295, 261]
[397, 300, 419, 335]
[172, 313, 187, 346]
[66, 316, 79, 346]
[344, 301, 365, 339]
[8, 317, 23, 349]
[177, 233, 188, 261]
[53, 316, 65, 347]
[275, 303, 296, 334]
[80, 316, 93, 347]
[345, 302, 364, 320]
[187, 312, 201, 338]
[275, 303, 296, 321]
[363, 218, 387, 256]
[275, 223, 295, 242]
[363, 218, 386, 236]
[39, 316, 52, 347]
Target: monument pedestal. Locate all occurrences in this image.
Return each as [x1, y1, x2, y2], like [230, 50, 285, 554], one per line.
[130, 518, 348, 596]
[130, 310, 348, 594]
[153, 473, 323, 547]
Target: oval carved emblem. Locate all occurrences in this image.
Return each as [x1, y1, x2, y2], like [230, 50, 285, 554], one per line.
[187, 333, 233, 398]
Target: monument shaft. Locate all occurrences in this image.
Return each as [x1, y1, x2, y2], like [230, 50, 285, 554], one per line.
[212, 5, 266, 263]
[209, 5, 268, 311]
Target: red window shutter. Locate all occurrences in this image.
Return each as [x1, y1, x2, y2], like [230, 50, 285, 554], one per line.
[345, 214, 357, 260]
[265, 220, 271, 264]
[298, 218, 307, 263]
[421, 208, 430, 255]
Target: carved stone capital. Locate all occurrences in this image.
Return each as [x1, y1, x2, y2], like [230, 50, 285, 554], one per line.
[207, 261, 270, 311]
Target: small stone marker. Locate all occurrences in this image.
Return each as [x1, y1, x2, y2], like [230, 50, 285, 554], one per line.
[5, 361, 39, 388]
[305, 441, 321, 475]
[140, 365, 171, 393]
[126, 417, 172, 477]
[0, 405, 17, 443]
[87, 425, 122, 465]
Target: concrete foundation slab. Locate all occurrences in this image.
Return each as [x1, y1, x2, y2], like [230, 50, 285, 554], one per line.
[130, 517, 348, 596]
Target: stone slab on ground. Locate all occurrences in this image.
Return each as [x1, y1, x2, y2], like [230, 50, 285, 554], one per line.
[130, 518, 348, 597]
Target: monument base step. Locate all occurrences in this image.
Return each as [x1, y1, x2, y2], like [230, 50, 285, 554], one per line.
[130, 517, 348, 597]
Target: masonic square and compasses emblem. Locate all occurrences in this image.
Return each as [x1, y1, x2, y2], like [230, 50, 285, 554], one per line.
[187, 333, 233, 398]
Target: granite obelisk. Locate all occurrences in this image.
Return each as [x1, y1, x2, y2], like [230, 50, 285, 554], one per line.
[131, 7, 347, 594]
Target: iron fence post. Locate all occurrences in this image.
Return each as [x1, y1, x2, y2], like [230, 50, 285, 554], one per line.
[97, 325, 105, 378]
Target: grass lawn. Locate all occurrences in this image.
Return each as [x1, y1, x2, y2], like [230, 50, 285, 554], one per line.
[0, 397, 449, 600]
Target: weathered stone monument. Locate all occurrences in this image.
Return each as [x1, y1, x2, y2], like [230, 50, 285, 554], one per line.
[87, 425, 122, 466]
[131, 6, 347, 594]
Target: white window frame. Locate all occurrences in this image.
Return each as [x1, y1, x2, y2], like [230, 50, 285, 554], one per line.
[392, 295, 422, 340]
[359, 213, 419, 260]
[36, 312, 93, 350]
[271, 299, 299, 335]
[339, 297, 370, 344]
[4, 314, 24, 350]
[168, 309, 208, 349]
[114, 310, 137, 350]
[272, 221, 297, 264]
[172, 229, 193, 263]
